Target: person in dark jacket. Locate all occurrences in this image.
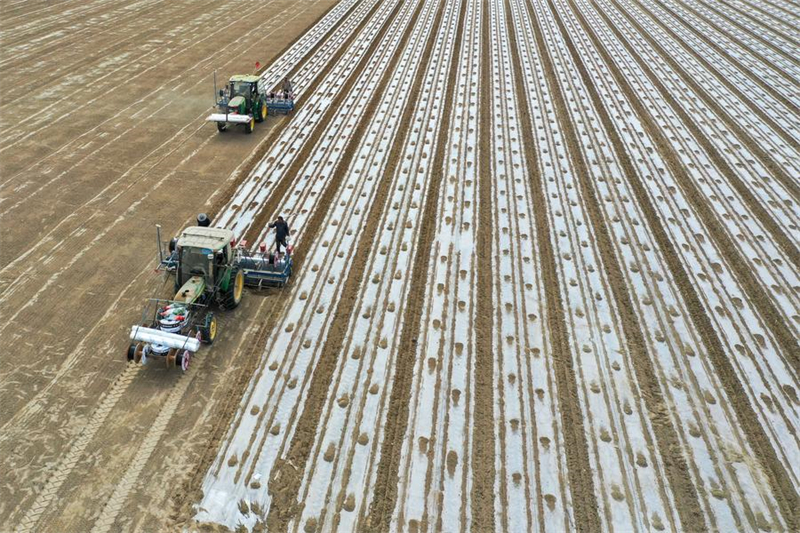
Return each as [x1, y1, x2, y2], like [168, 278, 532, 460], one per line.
[269, 216, 291, 253]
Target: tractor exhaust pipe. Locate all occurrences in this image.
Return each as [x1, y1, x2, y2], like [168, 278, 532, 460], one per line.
[156, 224, 164, 263]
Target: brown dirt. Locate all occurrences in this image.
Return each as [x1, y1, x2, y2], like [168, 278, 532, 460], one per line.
[508, 1, 603, 530]
[0, 0, 337, 530]
[469, 1, 498, 531]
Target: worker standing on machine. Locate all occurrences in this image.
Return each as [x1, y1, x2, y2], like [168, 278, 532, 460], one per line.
[281, 76, 293, 99]
[269, 216, 291, 253]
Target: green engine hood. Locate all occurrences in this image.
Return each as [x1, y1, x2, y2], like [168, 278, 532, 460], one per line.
[228, 95, 246, 110]
[175, 276, 205, 304]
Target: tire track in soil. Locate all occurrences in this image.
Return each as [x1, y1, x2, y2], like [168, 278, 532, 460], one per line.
[583, 0, 800, 366]
[0, 0, 169, 76]
[4, 2, 352, 523]
[596, 0, 800, 208]
[84, 306, 269, 533]
[168, 0, 372, 496]
[647, 0, 799, 116]
[169, 294, 288, 530]
[509, 0, 604, 530]
[0, 0, 288, 158]
[0, 0, 149, 49]
[468, 0, 497, 530]
[12, 364, 140, 533]
[259, 0, 440, 528]
[180, 0, 402, 504]
[561, 0, 800, 527]
[608, 0, 800, 187]
[538, 0, 709, 529]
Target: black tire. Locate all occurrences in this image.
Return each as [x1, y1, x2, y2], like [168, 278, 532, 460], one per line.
[255, 101, 266, 123]
[127, 343, 136, 361]
[217, 122, 227, 132]
[244, 117, 254, 134]
[199, 313, 217, 345]
[221, 266, 244, 309]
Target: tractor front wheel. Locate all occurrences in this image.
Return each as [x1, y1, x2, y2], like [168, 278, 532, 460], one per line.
[217, 122, 227, 132]
[245, 117, 254, 134]
[221, 267, 244, 309]
[199, 313, 217, 344]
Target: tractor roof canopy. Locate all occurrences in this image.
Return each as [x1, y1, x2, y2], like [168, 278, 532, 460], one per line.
[229, 75, 261, 83]
[177, 226, 233, 252]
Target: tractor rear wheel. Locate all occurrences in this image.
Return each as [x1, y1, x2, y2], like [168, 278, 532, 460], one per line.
[245, 117, 254, 134]
[199, 313, 217, 344]
[217, 122, 227, 132]
[256, 101, 267, 122]
[221, 267, 244, 309]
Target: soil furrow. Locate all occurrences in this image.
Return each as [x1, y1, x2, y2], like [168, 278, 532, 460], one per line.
[171, 292, 290, 530]
[0, 0, 170, 75]
[720, 0, 800, 41]
[703, 0, 800, 49]
[467, 0, 497, 531]
[205, 1, 381, 227]
[673, 0, 800, 77]
[292, 0, 461, 526]
[402, 0, 467, 527]
[553, 0, 720, 527]
[360, 4, 472, 531]
[561, 0, 800, 527]
[235, 0, 405, 250]
[260, 0, 442, 528]
[534, 0, 708, 529]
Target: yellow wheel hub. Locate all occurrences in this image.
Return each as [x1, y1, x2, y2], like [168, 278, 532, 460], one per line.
[261, 104, 266, 119]
[209, 317, 217, 340]
[234, 270, 244, 302]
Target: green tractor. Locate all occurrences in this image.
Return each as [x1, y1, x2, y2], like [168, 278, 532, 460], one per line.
[127, 216, 244, 370]
[206, 74, 268, 134]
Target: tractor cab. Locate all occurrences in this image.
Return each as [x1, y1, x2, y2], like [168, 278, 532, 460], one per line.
[227, 75, 261, 111]
[174, 226, 237, 304]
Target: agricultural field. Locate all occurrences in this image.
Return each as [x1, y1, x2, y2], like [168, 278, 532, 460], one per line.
[0, 0, 798, 531]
